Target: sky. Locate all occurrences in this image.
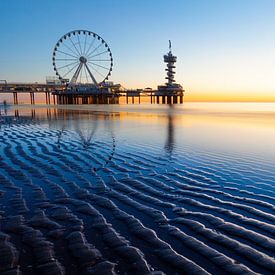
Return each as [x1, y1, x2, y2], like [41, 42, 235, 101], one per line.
[0, 0, 275, 102]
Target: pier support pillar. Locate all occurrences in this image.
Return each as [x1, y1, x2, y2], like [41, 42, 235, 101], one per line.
[180, 96, 183, 104]
[162, 96, 166, 104]
[156, 96, 159, 104]
[30, 92, 35, 104]
[13, 92, 18, 105]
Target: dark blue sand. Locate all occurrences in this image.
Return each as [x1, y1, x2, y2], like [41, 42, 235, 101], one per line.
[0, 104, 274, 274]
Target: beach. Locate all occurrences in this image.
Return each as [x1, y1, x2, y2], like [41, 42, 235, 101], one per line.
[0, 102, 274, 274]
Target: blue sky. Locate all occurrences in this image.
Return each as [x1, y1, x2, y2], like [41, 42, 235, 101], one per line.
[1, 0, 275, 101]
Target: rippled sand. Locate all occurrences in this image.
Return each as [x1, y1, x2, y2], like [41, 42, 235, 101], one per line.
[0, 103, 274, 275]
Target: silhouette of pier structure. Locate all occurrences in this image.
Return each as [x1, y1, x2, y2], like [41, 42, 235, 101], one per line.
[0, 85, 184, 105]
[0, 41, 184, 105]
[0, 82, 61, 105]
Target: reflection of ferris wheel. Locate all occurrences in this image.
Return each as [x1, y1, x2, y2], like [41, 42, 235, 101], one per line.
[52, 30, 113, 85]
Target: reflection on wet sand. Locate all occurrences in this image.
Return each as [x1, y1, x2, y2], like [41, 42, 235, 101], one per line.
[8, 107, 177, 155]
[164, 106, 175, 156]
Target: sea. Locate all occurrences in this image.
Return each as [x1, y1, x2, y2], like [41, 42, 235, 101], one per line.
[0, 102, 274, 274]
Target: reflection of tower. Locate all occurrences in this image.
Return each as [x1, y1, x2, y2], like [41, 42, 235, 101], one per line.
[164, 40, 177, 86]
[164, 106, 175, 155]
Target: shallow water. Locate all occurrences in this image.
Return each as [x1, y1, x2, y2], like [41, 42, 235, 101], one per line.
[0, 103, 274, 274]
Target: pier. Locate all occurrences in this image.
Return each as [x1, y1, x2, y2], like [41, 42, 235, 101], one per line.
[0, 83, 64, 105]
[0, 83, 184, 105]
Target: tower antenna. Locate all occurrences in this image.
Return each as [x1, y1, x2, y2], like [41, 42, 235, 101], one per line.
[169, 40, 171, 51]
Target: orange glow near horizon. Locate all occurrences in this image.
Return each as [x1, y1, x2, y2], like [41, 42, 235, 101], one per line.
[184, 92, 275, 102]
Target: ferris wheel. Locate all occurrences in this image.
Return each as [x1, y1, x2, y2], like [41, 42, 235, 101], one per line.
[52, 30, 113, 85]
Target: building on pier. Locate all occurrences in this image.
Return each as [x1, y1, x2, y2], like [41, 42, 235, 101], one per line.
[52, 81, 122, 104]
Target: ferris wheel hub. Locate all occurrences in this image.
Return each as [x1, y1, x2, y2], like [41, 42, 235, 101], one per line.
[79, 56, 87, 63]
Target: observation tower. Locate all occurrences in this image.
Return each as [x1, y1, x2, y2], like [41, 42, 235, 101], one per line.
[156, 40, 184, 103]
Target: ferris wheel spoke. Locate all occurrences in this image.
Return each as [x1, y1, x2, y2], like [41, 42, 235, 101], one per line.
[57, 61, 79, 70]
[84, 36, 96, 56]
[85, 63, 97, 85]
[77, 34, 83, 55]
[68, 36, 82, 56]
[83, 33, 88, 55]
[61, 42, 79, 57]
[63, 62, 80, 78]
[88, 50, 109, 59]
[88, 61, 110, 70]
[89, 63, 106, 78]
[89, 59, 111, 62]
[55, 58, 78, 61]
[56, 50, 78, 59]
[86, 42, 104, 58]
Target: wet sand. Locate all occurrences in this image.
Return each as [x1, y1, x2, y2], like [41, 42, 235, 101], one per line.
[0, 103, 274, 274]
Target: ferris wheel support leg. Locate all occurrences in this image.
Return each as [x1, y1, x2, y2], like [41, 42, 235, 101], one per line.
[84, 64, 97, 85]
[71, 63, 83, 83]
